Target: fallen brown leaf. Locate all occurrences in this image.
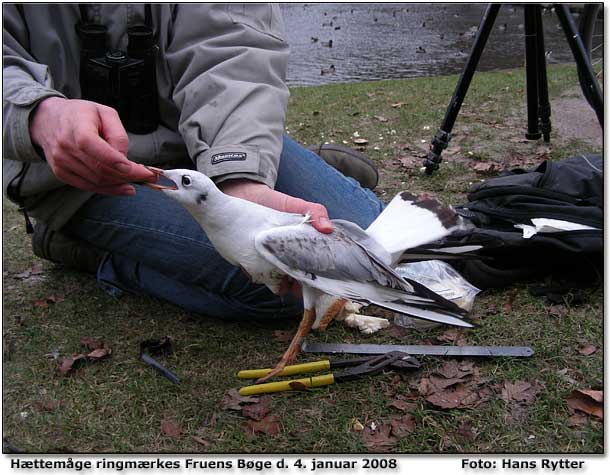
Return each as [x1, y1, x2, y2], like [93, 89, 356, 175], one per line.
[46, 295, 65, 304]
[242, 396, 271, 421]
[362, 423, 397, 451]
[566, 389, 603, 419]
[578, 345, 597, 356]
[389, 414, 416, 437]
[352, 137, 369, 145]
[34, 399, 61, 413]
[426, 384, 475, 409]
[374, 115, 388, 122]
[87, 347, 111, 360]
[58, 354, 87, 376]
[547, 304, 568, 318]
[388, 398, 417, 413]
[436, 329, 467, 346]
[80, 337, 105, 350]
[272, 330, 293, 343]
[471, 161, 500, 173]
[160, 417, 182, 438]
[567, 413, 588, 427]
[383, 324, 408, 338]
[436, 360, 469, 379]
[391, 102, 406, 108]
[244, 415, 282, 436]
[501, 380, 542, 404]
[455, 420, 476, 440]
[221, 389, 259, 411]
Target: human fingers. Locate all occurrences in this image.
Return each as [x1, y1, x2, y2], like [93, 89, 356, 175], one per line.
[53, 165, 137, 196]
[281, 195, 333, 234]
[96, 105, 129, 155]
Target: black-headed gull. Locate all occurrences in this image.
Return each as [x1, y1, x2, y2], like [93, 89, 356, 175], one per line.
[146, 168, 472, 381]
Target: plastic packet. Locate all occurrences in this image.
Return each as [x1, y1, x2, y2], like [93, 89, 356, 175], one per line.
[394, 260, 481, 325]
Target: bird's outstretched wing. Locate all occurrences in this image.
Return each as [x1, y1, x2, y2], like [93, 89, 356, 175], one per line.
[254, 220, 472, 328]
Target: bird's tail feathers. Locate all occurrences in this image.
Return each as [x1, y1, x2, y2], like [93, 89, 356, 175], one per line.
[367, 299, 473, 328]
[366, 192, 466, 264]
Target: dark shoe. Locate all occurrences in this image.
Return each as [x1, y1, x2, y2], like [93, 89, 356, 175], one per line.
[32, 223, 104, 274]
[308, 144, 379, 190]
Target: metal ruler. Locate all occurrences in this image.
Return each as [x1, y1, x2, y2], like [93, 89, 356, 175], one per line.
[301, 342, 534, 357]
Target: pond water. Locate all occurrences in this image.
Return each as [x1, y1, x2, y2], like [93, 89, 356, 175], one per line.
[281, 3, 604, 86]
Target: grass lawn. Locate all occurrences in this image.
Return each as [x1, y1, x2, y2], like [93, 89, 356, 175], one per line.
[2, 64, 603, 453]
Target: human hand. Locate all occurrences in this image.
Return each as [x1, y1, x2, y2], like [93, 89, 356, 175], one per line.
[219, 179, 333, 233]
[29, 97, 155, 195]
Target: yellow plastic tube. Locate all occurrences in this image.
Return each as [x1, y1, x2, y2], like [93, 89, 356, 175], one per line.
[237, 360, 331, 379]
[238, 374, 335, 396]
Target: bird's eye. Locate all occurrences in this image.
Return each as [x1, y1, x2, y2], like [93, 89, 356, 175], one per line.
[181, 175, 192, 187]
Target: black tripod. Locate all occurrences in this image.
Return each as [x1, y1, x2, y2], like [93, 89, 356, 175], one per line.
[424, 4, 603, 175]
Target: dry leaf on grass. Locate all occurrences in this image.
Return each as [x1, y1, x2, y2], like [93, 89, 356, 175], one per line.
[244, 415, 282, 436]
[58, 354, 88, 376]
[501, 380, 543, 404]
[352, 137, 369, 146]
[388, 398, 417, 413]
[435, 360, 475, 380]
[272, 330, 293, 343]
[547, 304, 568, 318]
[389, 414, 416, 437]
[34, 399, 61, 413]
[362, 423, 397, 451]
[221, 389, 259, 411]
[86, 347, 111, 360]
[391, 102, 406, 108]
[14, 262, 44, 279]
[80, 337, 105, 350]
[33, 295, 65, 308]
[566, 389, 603, 420]
[436, 329, 467, 346]
[471, 161, 501, 173]
[242, 396, 271, 421]
[383, 324, 408, 338]
[567, 413, 588, 427]
[426, 384, 477, 409]
[160, 417, 182, 438]
[578, 345, 597, 356]
[455, 420, 476, 440]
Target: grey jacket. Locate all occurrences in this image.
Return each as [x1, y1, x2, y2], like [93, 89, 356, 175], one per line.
[3, 4, 289, 229]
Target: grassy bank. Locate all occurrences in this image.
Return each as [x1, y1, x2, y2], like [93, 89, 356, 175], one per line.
[2, 64, 603, 453]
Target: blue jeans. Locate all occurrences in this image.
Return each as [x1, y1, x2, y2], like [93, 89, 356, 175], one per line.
[65, 136, 384, 320]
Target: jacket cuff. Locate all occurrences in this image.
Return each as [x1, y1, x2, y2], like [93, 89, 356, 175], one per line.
[195, 144, 277, 188]
[13, 92, 66, 162]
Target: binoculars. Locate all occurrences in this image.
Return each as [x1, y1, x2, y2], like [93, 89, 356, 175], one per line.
[76, 23, 159, 134]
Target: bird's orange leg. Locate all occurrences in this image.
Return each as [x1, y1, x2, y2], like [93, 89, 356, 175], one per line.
[317, 298, 347, 331]
[255, 308, 316, 384]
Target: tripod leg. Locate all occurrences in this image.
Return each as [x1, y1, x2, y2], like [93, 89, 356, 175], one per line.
[535, 5, 552, 142]
[555, 4, 603, 129]
[524, 5, 541, 140]
[424, 4, 500, 175]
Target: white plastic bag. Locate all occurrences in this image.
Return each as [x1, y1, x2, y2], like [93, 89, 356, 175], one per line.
[395, 260, 481, 313]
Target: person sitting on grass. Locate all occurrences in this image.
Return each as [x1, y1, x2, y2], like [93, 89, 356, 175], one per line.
[3, 4, 381, 320]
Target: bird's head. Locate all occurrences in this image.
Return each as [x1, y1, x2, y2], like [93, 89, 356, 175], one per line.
[145, 167, 217, 213]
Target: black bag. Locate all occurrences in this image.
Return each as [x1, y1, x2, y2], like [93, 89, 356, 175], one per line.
[450, 154, 603, 290]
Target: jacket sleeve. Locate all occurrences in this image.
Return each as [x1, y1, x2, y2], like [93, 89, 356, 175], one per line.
[165, 4, 290, 188]
[2, 5, 66, 162]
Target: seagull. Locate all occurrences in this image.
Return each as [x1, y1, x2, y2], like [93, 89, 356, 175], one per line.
[146, 168, 473, 382]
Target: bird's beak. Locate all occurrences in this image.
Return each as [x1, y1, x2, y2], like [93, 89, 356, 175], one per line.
[143, 166, 178, 190]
